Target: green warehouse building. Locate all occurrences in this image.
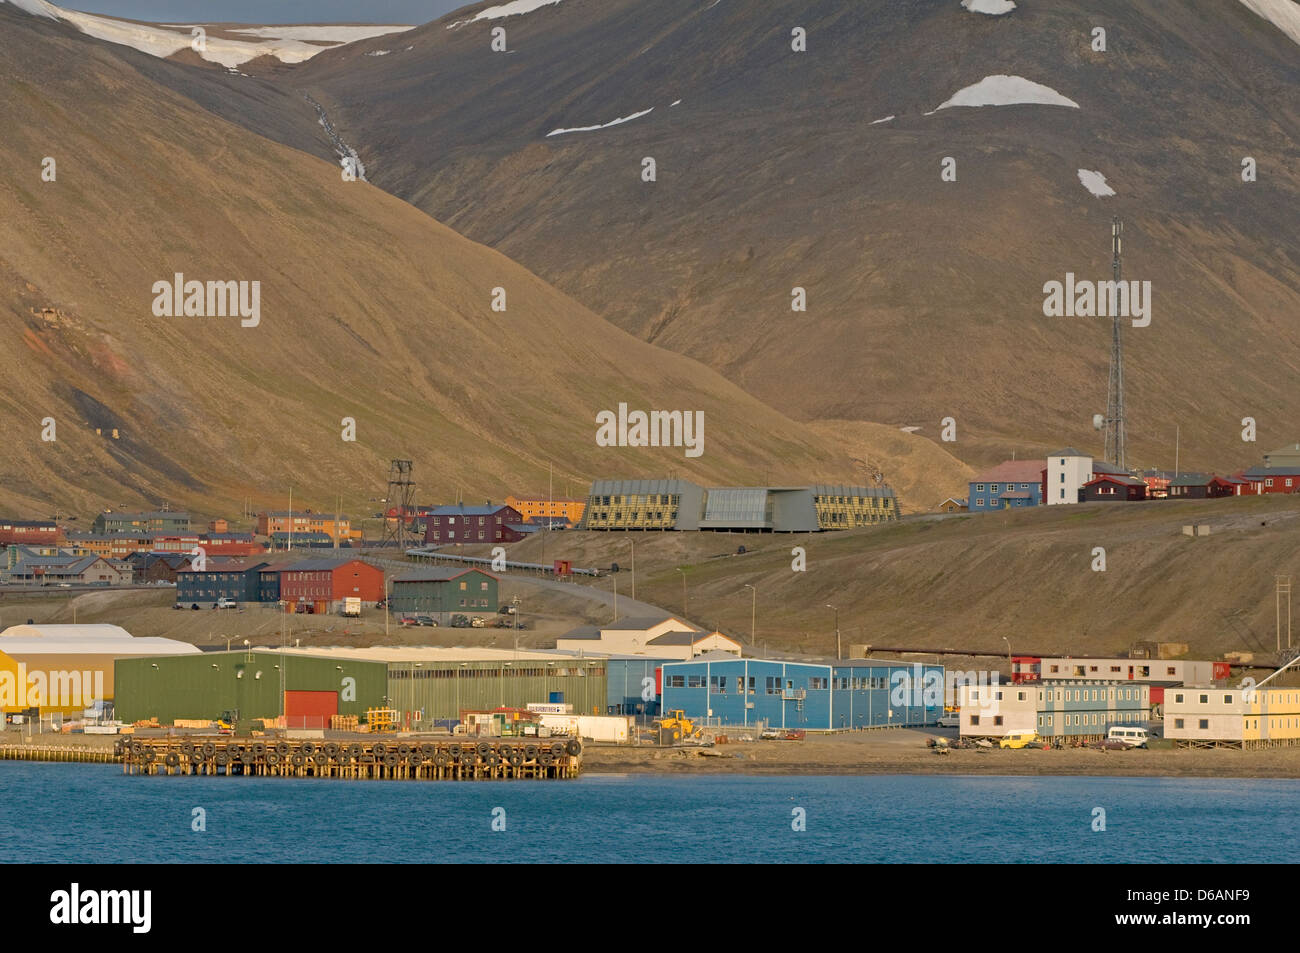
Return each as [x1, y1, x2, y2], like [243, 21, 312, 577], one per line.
[116, 647, 606, 730]
[114, 651, 387, 727]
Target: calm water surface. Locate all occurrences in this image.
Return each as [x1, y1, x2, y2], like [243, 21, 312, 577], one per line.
[1, 764, 1294, 863]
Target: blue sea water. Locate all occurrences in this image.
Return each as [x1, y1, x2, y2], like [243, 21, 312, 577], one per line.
[1, 764, 1295, 863]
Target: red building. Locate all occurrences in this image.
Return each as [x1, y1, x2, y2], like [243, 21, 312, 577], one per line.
[0, 520, 63, 547]
[1081, 473, 1148, 502]
[279, 558, 384, 614]
[1236, 467, 1300, 495]
[1010, 656, 1042, 684]
[423, 504, 525, 545]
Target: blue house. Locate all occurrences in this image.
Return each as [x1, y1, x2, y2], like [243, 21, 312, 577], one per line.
[660, 654, 943, 731]
[968, 459, 1046, 511]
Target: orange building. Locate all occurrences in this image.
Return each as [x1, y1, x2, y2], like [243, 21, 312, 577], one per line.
[256, 510, 358, 542]
[504, 495, 586, 526]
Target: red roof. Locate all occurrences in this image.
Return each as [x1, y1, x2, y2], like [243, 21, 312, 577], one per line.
[1084, 473, 1146, 488]
[973, 460, 1047, 483]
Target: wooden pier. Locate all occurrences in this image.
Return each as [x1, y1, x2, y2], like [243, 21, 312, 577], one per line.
[1, 744, 117, 764]
[115, 737, 583, 780]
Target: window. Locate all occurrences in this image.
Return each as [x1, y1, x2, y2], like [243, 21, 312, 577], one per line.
[1224, 694, 1233, 704]
[970, 715, 980, 726]
[1199, 719, 1209, 730]
[766, 677, 781, 695]
[1167, 667, 1177, 676]
[975, 484, 984, 492]
[994, 716, 1003, 726]
[710, 676, 725, 694]
[667, 675, 685, 688]
[1199, 694, 1208, 704]
[809, 677, 828, 690]
[990, 484, 999, 493]
[687, 675, 704, 688]
[1175, 693, 1184, 704]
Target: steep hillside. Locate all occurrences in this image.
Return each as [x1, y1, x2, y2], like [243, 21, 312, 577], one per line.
[296, 0, 1300, 473]
[0, 4, 943, 520]
[499, 494, 1300, 661]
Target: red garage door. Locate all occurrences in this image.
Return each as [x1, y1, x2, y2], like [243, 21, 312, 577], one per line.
[284, 691, 338, 730]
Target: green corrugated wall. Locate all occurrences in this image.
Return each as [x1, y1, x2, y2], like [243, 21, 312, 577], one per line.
[114, 651, 387, 724]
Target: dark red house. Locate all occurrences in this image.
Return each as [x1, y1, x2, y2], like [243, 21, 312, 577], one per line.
[1081, 474, 1148, 502]
[279, 558, 385, 614]
[1236, 467, 1300, 495]
[423, 504, 525, 545]
[0, 520, 63, 547]
[1167, 474, 1245, 499]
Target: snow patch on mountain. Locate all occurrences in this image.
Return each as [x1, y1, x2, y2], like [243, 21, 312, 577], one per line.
[1, 0, 59, 18]
[1077, 169, 1116, 198]
[870, 115, 896, 124]
[961, 0, 1016, 14]
[1238, 0, 1300, 46]
[935, 75, 1079, 110]
[447, 0, 564, 29]
[547, 107, 654, 137]
[229, 26, 412, 43]
[1, 0, 410, 67]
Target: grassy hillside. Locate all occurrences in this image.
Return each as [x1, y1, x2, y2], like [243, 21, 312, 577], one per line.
[494, 494, 1300, 660]
[0, 5, 971, 521]
[296, 0, 1300, 473]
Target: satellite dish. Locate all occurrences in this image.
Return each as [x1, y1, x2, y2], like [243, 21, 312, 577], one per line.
[1092, 414, 1105, 430]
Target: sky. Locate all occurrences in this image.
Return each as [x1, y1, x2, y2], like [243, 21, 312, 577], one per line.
[71, 1, 465, 23]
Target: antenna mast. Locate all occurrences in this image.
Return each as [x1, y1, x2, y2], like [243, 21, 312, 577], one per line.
[1104, 217, 1127, 469]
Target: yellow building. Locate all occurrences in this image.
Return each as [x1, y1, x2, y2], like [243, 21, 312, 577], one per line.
[505, 495, 586, 525]
[0, 624, 199, 716]
[1165, 686, 1300, 748]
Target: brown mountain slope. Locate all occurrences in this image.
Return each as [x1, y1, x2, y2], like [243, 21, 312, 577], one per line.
[295, 0, 1300, 474]
[0, 5, 969, 520]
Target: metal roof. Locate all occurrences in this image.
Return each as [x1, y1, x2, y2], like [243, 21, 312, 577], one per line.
[428, 504, 514, 517]
[393, 566, 494, 582]
[971, 460, 1046, 483]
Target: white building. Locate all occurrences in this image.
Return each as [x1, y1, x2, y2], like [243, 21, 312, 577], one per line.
[1164, 686, 1300, 748]
[1046, 448, 1094, 505]
[555, 615, 742, 660]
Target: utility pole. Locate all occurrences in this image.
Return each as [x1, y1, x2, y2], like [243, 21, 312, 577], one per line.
[826, 604, 840, 660]
[287, 486, 293, 552]
[744, 584, 757, 648]
[1277, 575, 1292, 653]
[1104, 217, 1128, 469]
[628, 537, 636, 602]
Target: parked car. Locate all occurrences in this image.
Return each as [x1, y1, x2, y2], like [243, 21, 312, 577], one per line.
[449, 614, 470, 628]
[399, 614, 417, 627]
[497, 605, 517, 615]
[470, 616, 487, 628]
[215, 597, 238, 610]
[1106, 726, 1149, 748]
[998, 730, 1039, 749]
[414, 614, 437, 627]
[936, 712, 961, 728]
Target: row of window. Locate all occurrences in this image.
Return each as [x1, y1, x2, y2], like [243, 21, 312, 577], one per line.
[665, 674, 899, 692]
[390, 666, 598, 679]
[593, 495, 681, 505]
[973, 483, 1035, 492]
[970, 687, 1144, 703]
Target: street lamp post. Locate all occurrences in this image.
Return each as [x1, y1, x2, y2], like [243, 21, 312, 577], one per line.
[676, 567, 687, 617]
[1003, 637, 1012, 678]
[743, 584, 757, 648]
[627, 537, 636, 603]
[826, 604, 841, 660]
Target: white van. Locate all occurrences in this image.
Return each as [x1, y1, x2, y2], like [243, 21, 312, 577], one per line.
[1107, 726, 1149, 748]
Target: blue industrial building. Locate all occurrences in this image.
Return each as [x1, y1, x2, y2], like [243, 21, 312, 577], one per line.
[660, 655, 943, 730]
[605, 657, 673, 719]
